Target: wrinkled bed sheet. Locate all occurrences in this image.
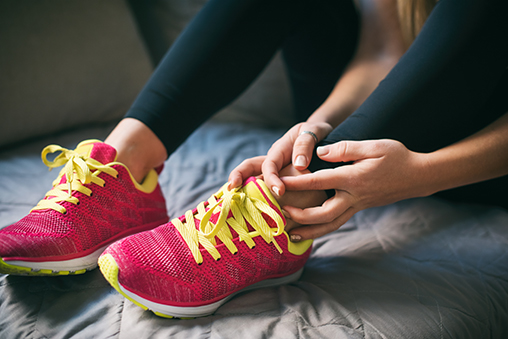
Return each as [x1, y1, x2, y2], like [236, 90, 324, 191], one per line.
[1, 122, 507, 339]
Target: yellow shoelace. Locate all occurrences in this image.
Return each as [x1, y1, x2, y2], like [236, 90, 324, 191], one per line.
[31, 144, 118, 214]
[173, 183, 285, 265]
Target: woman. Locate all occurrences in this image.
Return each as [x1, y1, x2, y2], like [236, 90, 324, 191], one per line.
[1, 0, 507, 318]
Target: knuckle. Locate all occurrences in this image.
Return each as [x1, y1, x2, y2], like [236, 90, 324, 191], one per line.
[267, 143, 281, 154]
[307, 176, 322, 189]
[237, 159, 250, 170]
[294, 137, 313, 149]
[334, 141, 349, 158]
[370, 140, 385, 153]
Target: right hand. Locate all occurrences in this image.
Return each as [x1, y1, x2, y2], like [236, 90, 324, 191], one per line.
[280, 139, 431, 240]
[228, 121, 332, 196]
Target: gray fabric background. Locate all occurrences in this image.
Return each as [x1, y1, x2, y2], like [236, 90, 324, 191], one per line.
[1, 123, 508, 338]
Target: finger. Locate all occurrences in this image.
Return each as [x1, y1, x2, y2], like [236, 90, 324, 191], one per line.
[281, 169, 345, 191]
[228, 156, 265, 190]
[288, 207, 356, 241]
[317, 140, 387, 163]
[262, 125, 308, 196]
[292, 123, 332, 171]
[292, 132, 317, 171]
[262, 158, 285, 197]
[282, 191, 351, 225]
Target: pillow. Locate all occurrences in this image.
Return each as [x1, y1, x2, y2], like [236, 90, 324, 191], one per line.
[0, 0, 153, 147]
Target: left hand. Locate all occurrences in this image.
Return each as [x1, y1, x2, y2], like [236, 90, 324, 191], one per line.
[280, 139, 432, 240]
[227, 122, 332, 195]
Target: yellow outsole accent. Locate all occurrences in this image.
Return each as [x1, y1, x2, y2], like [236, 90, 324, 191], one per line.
[0, 258, 89, 276]
[98, 254, 176, 319]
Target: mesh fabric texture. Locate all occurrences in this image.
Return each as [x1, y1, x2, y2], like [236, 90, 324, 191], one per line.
[0, 142, 169, 260]
[102, 178, 311, 306]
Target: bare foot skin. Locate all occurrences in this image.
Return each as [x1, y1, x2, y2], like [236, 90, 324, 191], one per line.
[105, 118, 168, 183]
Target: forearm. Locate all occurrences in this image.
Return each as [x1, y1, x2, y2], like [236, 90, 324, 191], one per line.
[306, 0, 405, 129]
[421, 112, 508, 196]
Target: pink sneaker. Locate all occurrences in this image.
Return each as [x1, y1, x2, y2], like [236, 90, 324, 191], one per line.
[98, 177, 313, 318]
[0, 140, 168, 276]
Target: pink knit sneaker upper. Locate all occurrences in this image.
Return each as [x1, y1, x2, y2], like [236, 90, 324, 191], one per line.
[0, 140, 169, 262]
[101, 177, 312, 306]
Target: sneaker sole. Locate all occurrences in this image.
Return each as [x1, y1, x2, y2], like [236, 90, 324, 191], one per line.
[0, 246, 110, 276]
[0, 219, 169, 277]
[98, 253, 304, 319]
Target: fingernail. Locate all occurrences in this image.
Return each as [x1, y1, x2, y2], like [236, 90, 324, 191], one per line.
[281, 208, 291, 219]
[271, 186, 280, 197]
[316, 146, 329, 156]
[290, 234, 302, 242]
[294, 155, 306, 167]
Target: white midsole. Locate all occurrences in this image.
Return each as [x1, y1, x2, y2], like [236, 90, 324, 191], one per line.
[5, 246, 109, 271]
[119, 268, 304, 318]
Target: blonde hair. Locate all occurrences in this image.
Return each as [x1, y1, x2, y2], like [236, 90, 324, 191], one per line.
[397, 0, 438, 47]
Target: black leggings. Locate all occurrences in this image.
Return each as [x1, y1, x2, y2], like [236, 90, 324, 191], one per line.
[126, 0, 508, 208]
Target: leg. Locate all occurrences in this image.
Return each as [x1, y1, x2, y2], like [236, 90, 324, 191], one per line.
[309, 0, 508, 207]
[5, 0, 345, 275]
[119, 0, 309, 176]
[112, 0, 360, 182]
[282, 0, 359, 121]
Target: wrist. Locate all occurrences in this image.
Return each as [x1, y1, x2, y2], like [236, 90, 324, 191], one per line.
[403, 151, 442, 200]
[306, 108, 343, 129]
[415, 150, 468, 198]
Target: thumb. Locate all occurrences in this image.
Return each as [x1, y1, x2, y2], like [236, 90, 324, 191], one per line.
[316, 140, 385, 163]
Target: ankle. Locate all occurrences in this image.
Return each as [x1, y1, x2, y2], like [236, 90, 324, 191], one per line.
[105, 118, 167, 183]
[111, 144, 164, 183]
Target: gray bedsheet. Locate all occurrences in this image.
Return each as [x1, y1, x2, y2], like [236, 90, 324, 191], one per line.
[1, 122, 507, 338]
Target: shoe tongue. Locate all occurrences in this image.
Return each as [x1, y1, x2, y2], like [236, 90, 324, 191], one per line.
[201, 178, 284, 237]
[242, 177, 282, 214]
[241, 177, 285, 231]
[74, 140, 117, 164]
[206, 178, 280, 226]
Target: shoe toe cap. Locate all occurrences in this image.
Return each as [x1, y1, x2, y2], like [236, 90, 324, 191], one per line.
[101, 225, 204, 304]
[0, 211, 77, 259]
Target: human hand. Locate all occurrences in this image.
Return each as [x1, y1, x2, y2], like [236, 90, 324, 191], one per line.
[227, 156, 265, 190]
[229, 122, 332, 192]
[228, 122, 332, 193]
[280, 139, 432, 240]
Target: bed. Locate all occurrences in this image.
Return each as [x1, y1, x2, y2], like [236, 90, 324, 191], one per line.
[1, 0, 507, 337]
[1, 121, 508, 338]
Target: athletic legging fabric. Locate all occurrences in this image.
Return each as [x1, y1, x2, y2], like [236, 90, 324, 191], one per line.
[126, 0, 508, 208]
[126, 0, 359, 147]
